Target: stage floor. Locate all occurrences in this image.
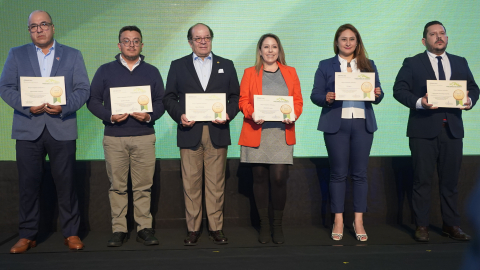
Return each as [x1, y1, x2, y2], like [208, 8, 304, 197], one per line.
[0, 224, 471, 270]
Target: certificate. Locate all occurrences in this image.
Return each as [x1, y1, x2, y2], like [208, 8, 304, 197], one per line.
[427, 80, 467, 108]
[110, 85, 153, 114]
[253, 95, 294, 121]
[334, 72, 375, 101]
[20, 76, 66, 106]
[185, 93, 226, 121]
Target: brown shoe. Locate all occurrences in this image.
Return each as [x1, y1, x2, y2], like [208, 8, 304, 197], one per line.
[10, 238, 36, 254]
[184, 231, 201, 246]
[414, 226, 429, 242]
[442, 225, 471, 241]
[64, 236, 84, 250]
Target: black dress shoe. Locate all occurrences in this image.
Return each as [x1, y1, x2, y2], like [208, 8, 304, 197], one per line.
[184, 231, 201, 246]
[107, 232, 127, 247]
[415, 226, 429, 242]
[136, 228, 159, 246]
[209, 230, 228, 245]
[442, 225, 471, 241]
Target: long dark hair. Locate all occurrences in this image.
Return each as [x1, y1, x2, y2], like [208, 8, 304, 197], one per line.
[333, 24, 373, 72]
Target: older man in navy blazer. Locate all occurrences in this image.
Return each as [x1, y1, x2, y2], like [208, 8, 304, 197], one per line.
[393, 21, 479, 242]
[163, 23, 239, 246]
[0, 10, 90, 253]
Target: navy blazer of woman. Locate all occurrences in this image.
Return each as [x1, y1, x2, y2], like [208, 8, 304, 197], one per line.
[310, 56, 384, 133]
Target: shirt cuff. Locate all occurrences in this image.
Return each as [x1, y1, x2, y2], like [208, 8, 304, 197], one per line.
[416, 98, 423, 110]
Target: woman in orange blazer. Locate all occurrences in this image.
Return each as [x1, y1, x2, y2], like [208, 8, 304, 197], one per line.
[238, 33, 303, 244]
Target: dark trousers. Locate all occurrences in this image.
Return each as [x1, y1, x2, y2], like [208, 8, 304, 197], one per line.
[409, 125, 462, 227]
[324, 118, 373, 213]
[16, 128, 80, 240]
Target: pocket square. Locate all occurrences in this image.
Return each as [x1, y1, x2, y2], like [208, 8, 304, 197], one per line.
[218, 69, 224, 73]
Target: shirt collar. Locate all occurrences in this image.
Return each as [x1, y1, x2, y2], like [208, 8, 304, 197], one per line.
[35, 40, 56, 53]
[193, 52, 212, 61]
[426, 50, 447, 60]
[337, 55, 356, 65]
[119, 54, 142, 65]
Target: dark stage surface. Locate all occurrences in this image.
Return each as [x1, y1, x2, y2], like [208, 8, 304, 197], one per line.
[0, 225, 472, 270]
[0, 157, 478, 269]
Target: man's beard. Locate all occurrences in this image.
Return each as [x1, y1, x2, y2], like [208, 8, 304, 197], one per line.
[123, 54, 140, 61]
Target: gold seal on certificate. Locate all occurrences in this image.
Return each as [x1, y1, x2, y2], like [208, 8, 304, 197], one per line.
[453, 89, 465, 106]
[138, 95, 150, 111]
[280, 104, 292, 119]
[212, 102, 224, 119]
[50, 86, 64, 103]
[361, 82, 373, 98]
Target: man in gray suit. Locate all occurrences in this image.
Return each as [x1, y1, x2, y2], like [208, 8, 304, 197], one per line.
[0, 10, 90, 253]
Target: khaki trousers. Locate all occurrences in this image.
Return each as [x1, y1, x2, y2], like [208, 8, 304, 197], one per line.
[180, 125, 227, 232]
[103, 134, 156, 232]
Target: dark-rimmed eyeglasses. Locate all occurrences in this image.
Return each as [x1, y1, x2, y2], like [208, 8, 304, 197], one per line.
[191, 37, 212, 43]
[121, 39, 142, 47]
[28, 22, 53, 33]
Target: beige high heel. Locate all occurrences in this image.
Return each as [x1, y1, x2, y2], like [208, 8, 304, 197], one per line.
[353, 222, 368, 242]
[331, 223, 344, 241]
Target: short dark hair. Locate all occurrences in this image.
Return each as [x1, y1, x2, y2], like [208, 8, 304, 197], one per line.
[119, 26, 142, 43]
[187, 23, 214, 41]
[423, 21, 446, 39]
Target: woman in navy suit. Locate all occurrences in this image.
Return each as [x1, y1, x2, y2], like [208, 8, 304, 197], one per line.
[310, 24, 384, 241]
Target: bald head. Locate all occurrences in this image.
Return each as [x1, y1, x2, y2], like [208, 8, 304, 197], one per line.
[28, 10, 52, 25]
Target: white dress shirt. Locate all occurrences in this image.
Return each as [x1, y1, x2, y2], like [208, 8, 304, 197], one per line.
[338, 56, 366, 119]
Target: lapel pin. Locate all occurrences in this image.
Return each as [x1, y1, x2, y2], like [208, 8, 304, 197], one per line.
[56, 57, 60, 61]
[217, 61, 220, 64]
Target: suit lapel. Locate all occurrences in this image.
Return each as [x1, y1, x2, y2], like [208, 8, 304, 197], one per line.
[420, 51, 437, 80]
[255, 68, 263, 95]
[332, 56, 341, 73]
[185, 54, 203, 91]
[27, 43, 41, 77]
[278, 63, 293, 95]
[50, 42, 63, 76]
[446, 52, 458, 80]
[205, 53, 219, 92]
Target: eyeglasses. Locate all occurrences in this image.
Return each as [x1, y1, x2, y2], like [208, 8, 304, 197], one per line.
[28, 22, 53, 33]
[121, 39, 142, 47]
[191, 37, 212, 43]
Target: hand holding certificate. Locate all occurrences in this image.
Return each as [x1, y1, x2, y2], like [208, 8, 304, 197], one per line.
[253, 95, 295, 122]
[334, 72, 375, 101]
[110, 85, 153, 114]
[427, 80, 467, 108]
[185, 93, 226, 121]
[20, 76, 66, 106]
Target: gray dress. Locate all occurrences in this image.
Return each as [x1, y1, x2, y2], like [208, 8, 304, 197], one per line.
[240, 69, 293, 164]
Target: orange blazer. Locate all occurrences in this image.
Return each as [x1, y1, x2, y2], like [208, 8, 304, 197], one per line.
[238, 62, 303, 147]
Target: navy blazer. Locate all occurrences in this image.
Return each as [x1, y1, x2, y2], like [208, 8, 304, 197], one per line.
[393, 51, 479, 139]
[310, 56, 383, 133]
[0, 42, 90, 141]
[163, 53, 240, 148]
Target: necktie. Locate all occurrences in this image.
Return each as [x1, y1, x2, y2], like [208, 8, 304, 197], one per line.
[436, 56, 446, 80]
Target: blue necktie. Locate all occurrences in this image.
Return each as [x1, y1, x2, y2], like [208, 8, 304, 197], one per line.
[436, 56, 446, 80]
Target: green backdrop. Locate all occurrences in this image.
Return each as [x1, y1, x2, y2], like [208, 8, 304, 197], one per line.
[1, 0, 479, 160]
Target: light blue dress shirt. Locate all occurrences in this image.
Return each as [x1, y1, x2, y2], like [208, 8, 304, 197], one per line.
[35, 40, 56, 77]
[192, 52, 212, 90]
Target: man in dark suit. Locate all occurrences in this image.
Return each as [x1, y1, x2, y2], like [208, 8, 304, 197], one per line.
[163, 23, 239, 246]
[0, 10, 90, 253]
[393, 21, 479, 242]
